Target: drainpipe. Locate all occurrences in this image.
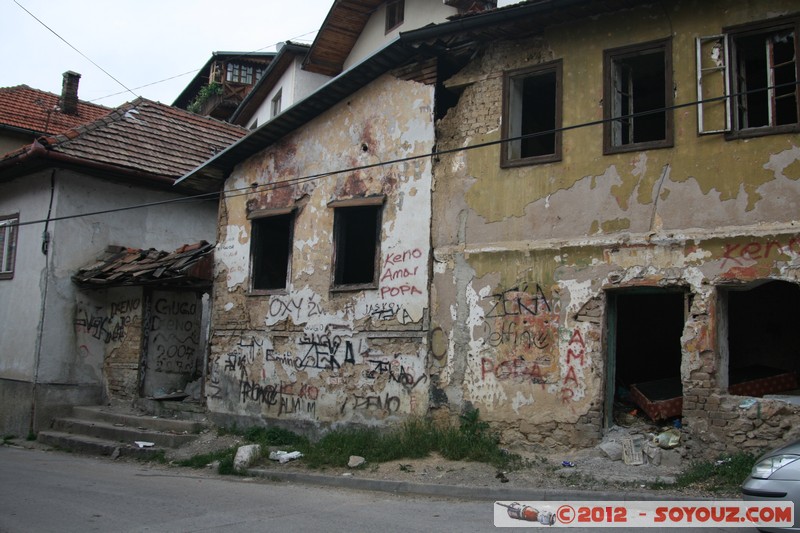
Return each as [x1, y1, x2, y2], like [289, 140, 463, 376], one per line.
[29, 169, 56, 435]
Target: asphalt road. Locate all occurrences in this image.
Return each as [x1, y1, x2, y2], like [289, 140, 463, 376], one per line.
[0, 446, 762, 533]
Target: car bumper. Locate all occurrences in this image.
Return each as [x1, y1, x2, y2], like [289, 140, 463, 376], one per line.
[742, 476, 800, 532]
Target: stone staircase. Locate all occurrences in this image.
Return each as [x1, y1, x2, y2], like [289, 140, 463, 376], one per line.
[38, 404, 206, 459]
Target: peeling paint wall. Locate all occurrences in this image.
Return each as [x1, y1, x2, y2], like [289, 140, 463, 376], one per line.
[432, 0, 800, 455]
[208, 74, 435, 432]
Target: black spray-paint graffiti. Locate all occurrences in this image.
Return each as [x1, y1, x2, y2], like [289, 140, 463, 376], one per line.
[362, 357, 427, 390]
[239, 379, 318, 417]
[340, 393, 401, 414]
[295, 333, 358, 371]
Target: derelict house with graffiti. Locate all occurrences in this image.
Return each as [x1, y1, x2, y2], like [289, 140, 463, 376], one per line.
[0, 97, 245, 436]
[179, 0, 800, 458]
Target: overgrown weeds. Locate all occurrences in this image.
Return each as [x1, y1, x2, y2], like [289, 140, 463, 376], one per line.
[674, 452, 756, 493]
[179, 409, 517, 475]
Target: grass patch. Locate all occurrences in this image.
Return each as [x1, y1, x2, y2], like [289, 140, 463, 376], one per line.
[2, 434, 15, 445]
[674, 452, 756, 493]
[297, 410, 516, 469]
[176, 409, 516, 475]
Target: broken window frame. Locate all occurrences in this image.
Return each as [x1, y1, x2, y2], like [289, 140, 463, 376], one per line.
[385, 0, 405, 33]
[696, 34, 732, 134]
[329, 196, 384, 292]
[724, 16, 800, 139]
[500, 60, 563, 168]
[248, 208, 295, 294]
[603, 38, 674, 154]
[0, 213, 18, 280]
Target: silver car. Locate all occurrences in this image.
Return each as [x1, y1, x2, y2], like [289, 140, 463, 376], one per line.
[742, 439, 800, 532]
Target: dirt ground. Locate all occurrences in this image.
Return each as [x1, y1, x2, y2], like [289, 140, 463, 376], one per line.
[161, 421, 728, 497]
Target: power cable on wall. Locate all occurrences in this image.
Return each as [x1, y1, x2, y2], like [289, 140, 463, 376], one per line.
[7, 78, 800, 230]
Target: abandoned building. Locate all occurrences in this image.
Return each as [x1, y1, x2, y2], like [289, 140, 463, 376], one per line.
[177, 0, 800, 458]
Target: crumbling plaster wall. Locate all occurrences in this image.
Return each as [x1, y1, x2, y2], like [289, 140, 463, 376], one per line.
[208, 74, 435, 433]
[432, 0, 800, 454]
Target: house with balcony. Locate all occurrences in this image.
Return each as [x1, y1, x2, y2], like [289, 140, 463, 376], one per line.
[173, 52, 276, 121]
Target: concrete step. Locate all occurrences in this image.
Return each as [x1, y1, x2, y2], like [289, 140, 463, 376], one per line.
[37, 431, 162, 459]
[50, 417, 196, 448]
[134, 399, 208, 422]
[72, 405, 204, 434]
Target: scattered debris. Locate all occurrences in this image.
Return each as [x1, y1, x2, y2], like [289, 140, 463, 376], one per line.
[268, 450, 303, 464]
[496, 471, 509, 483]
[348, 455, 366, 468]
[655, 428, 681, 449]
[599, 441, 624, 461]
[234, 444, 262, 472]
[111, 447, 120, 460]
[134, 441, 155, 448]
[561, 461, 576, 468]
[739, 398, 758, 409]
[622, 437, 644, 465]
[399, 463, 414, 472]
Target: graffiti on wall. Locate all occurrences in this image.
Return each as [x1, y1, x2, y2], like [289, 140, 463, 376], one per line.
[718, 235, 800, 270]
[149, 297, 200, 374]
[74, 297, 141, 344]
[209, 326, 427, 421]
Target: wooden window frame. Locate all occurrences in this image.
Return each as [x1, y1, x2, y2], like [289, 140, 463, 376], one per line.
[724, 15, 800, 140]
[329, 196, 384, 292]
[248, 207, 295, 295]
[501, 60, 563, 168]
[603, 38, 674, 154]
[385, 0, 404, 33]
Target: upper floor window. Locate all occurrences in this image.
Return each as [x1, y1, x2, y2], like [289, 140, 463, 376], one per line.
[604, 38, 673, 154]
[501, 60, 562, 167]
[227, 63, 254, 85]
[271, 89, 283, 118]
[385, 0, 404, 33]
[330, 198, 383, 290]
[730, 19, 799, 136]
[249, 210, 294, 292]
[0, 214, 19, 280]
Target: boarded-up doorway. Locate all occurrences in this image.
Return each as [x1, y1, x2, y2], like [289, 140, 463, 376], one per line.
[139, 290, 204, 398]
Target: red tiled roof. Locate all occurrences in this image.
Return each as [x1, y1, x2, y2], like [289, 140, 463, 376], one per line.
[0, 97, 247, 193]
[72, 241, 214, 288]
[0, 85, 110, 135]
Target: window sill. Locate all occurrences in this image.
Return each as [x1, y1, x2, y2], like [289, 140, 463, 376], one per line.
[725, 124, 800, 141]
[248, 288, 287, 297]
[331, 283, 378, 293]
[603, 139, 673, 155]
[501, 153, 562, 168]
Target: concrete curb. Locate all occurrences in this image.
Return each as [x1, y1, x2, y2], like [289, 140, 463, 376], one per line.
[247, 467, 705, 502]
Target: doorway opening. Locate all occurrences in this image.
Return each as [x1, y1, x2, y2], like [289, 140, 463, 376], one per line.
[606, 289, 687, 427]
[719, 280, 800, 397]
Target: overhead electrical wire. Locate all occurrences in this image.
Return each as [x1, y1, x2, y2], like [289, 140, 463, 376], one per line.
[12, 0, 319, 105]
[13, 0, 139, 101]
[9, 78, 798, 231]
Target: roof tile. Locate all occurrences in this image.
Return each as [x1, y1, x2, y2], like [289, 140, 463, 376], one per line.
[0, 85, 110, 135]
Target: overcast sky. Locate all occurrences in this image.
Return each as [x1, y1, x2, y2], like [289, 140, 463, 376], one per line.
[1, 0, 517, 110]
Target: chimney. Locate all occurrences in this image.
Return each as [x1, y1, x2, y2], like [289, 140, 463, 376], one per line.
[60, 71, 81, 115]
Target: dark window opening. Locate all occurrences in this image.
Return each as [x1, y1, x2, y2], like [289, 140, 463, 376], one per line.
[502, 61, 561, 166]
[250, 213, 293, 291]
[333, 205, 381, 288]
[724, 281, 800, 396]
[608, 291, 685, 426]
[733, 30, 798, 130]
[385, 0, 404, 32]
[604, 40, 673, 153]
